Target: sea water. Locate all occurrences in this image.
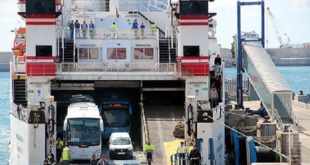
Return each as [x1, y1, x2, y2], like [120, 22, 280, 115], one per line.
[0, 72, 10, 164]
[0, 67, 309, 163]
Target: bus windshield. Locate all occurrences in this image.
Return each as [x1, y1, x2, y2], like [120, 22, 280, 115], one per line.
[67, 118, 100, 146]
[102, 104, 130, 127]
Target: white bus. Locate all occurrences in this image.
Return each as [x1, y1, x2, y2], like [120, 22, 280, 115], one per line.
[64, 102, 103, 160]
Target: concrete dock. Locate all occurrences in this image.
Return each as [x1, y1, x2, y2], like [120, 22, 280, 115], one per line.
[292, 101, 310, 164]
[236, 100, 310, 164]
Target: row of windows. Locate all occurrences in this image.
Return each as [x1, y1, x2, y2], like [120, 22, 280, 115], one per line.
[78, 48, 155, 60]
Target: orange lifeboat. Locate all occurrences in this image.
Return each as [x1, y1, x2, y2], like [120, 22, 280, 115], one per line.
[12, 27, 26, 56]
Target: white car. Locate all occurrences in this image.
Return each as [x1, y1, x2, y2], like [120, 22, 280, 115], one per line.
[109, 132, 134, 160]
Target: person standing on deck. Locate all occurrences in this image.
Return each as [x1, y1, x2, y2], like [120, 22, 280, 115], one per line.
[111, 22, 117, 38]
[75, 20, 81, 38]
[132, 19, 139, 38]
[140, 22, 145, 38]
[81, 21, 88, 38]
[210, 86, 219, 108]
[69, 20, 74, 39]
[214, 54, 222, 78]
[89, 21, 95, 39]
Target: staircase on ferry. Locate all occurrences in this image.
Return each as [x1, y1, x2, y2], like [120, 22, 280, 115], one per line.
[58, 39, 76, 62]
[159, 39, 177, 63]
[13, 78, 27, 107]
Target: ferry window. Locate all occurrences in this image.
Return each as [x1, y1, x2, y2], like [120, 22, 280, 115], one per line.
[89, 48, 99, 59]
[36, 45, 52, 57]
[79, 48, 88, 59]
[107, 48, 127, 59]
[134, 48, 154, 59]
[78, 48, 100, 60]
[26, 0, 55, 14]
[184, 46, 200, 57]
[180, 0, 208, 15]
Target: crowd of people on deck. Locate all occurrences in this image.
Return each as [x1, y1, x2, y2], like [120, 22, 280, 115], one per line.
[68, 19, 157, 39]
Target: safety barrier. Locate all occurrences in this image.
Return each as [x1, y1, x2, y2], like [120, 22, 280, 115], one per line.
[170, 153, 190, 165]
[74, 29, 159, 40]
[57, 62, 177, 73]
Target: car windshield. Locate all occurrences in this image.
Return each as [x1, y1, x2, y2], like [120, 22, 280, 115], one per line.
[112, 137, 131, 145]
[101, 104, 130, 127]
[67, 118, 100, 146]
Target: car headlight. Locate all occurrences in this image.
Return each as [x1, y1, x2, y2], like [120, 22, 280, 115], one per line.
[110, 148, 116, 151]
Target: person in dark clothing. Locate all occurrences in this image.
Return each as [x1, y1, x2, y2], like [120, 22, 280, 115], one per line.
[97, 155, 109, 165]
[90, 154, 97, 165]
[214, 54, 221, 65]
[188, 146, 201, 165]
[74, 20, 81, 37]
[69, 20, 74, 39]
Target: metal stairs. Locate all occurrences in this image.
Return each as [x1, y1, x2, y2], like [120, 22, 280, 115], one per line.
[13, 78, 27, 107]
[159, 39, 176, 63]
[58, 39, 76, 62]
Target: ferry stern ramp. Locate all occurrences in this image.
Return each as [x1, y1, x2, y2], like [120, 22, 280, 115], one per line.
[141, 90, 185, 165]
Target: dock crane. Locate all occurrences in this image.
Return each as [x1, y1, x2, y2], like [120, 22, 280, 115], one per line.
[266, 7, 291, 48]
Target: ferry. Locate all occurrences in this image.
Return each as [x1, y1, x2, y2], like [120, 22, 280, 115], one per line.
[9, 0, 225, 164]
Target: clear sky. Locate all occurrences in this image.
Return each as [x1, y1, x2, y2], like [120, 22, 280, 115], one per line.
[0, 0, 310, 51]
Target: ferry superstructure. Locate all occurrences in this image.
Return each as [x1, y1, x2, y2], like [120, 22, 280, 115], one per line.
[9, 0, 225, 164]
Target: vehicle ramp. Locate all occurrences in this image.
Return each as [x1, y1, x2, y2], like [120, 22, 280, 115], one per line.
[242, 42, 294, 127]
[144, 105, 184, 165]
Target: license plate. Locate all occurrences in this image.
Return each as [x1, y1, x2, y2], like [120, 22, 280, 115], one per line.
[118, 152, 126, 155]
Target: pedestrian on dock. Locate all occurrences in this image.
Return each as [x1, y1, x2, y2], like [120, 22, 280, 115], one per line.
[56, 137, 64, 162]
[144, 141, 155, 164]
[188, 146, 201, 165]
[97, 155, 109, 165]
[61, 144, 71, 165]
[176, 141, 187, 165]
[90, 154, 98, 165]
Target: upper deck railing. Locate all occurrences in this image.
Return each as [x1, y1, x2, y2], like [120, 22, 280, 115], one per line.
[58, 27, 159, 40]
[57, 62, 177, 74]
[76, 29, 159, 40]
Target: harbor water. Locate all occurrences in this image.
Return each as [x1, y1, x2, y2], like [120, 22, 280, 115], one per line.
[0, 66, 310, 163]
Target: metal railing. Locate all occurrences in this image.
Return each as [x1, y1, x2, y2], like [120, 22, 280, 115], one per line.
[177, 63, 210, 76]
[57, 62, 177, 73]
[57, 26, 159, 40]
[75, 29, 159, 40]
[147, 0, 168, 11]
[26, 63, 56, 76]
[170, 153, 190, 165]
[225, 78, 249, 97]
[140, 92, 150, 149]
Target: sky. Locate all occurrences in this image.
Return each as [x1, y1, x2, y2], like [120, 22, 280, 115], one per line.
[0, 0, 310, 51]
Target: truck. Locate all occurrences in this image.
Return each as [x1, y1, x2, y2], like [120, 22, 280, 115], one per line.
[99, 98, 132, 139]
[63, 95, 104, 160]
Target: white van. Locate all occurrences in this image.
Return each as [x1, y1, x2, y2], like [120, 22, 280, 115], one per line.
[109, 132, 133, 160]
